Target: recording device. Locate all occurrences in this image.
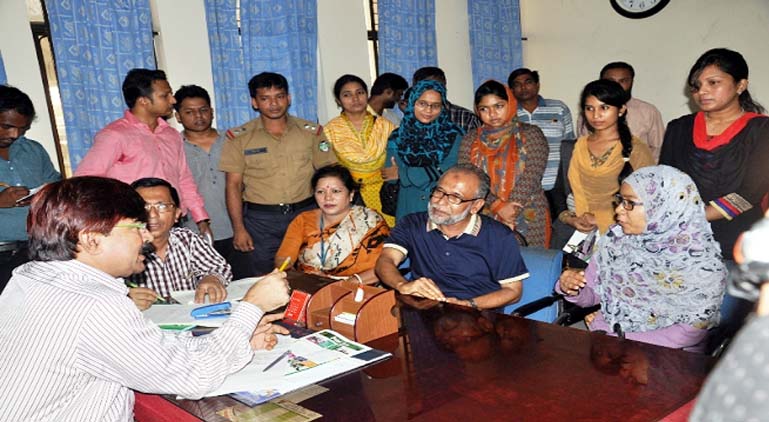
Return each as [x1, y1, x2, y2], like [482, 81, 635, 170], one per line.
[729, 217, 769, 301]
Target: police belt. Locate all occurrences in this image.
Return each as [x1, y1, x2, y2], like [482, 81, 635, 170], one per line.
[244, 197, 315, 215]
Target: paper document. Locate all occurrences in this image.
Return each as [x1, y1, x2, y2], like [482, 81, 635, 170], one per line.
[171, 276, 264, 305]
[206, 330, 390, 398]
[142, 303, 241, 328]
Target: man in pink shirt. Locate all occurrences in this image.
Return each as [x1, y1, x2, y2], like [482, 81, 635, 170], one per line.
[75, 69, 211, 237]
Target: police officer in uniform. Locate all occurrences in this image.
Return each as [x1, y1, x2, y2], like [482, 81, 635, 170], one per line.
[220, 72, 336, 275]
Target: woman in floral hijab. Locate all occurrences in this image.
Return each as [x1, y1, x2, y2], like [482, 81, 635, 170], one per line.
[556, 165, 726, 349]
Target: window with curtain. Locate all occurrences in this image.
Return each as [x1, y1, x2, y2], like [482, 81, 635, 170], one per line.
[467, 0, 523, 89]
[205, 0, 319, 125]
[377, 0, 437, 83]
[46, 0, 155, 171]
[203, 0, 252, 132]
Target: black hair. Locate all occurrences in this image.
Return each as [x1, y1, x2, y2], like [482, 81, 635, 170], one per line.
[507, 68, 539, 87]
[474, 80, 509, 106]
[122, 68, 167, 109]
[248, 72, 289, 98]
[370, 73, 408, 96]
[412, 67, 446, 85]
[130, 177, 181, 207]
[580, 79, 634, 182]
[173, 85, 211, 112]
[311, 164, 359, 193]
[0, 85, 35, 119]
[600, 62, 635, 79]
[332, 74, 368, 101]
[687, 48, 764, 114]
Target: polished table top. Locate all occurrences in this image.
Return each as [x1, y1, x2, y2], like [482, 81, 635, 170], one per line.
[157, 289, 715, 422]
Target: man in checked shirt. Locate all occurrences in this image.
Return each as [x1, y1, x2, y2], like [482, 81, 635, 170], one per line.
[127, 177, 231, 309]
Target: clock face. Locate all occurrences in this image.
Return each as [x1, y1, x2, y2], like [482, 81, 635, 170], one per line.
[610, 0, 671, 19]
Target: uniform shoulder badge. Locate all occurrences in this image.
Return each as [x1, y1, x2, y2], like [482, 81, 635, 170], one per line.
[226, 126, 248, 140]
[319, 139, 331, 152]
[303, 123, 324, 136]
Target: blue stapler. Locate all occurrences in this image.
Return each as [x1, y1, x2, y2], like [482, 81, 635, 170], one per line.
[191, 302, 232, 319]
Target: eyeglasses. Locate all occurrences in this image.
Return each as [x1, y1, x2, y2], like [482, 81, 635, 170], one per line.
[144, 202, 176, 213]
[415, 100, 443, 112]
[114, 222, 148, 231]
[430, 187, 482, 206]
[613, 193, 643, 211]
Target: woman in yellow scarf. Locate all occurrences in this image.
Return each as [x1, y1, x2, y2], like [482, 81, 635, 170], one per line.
[324, 74, 396, 226]
[565, 80, 653, 234]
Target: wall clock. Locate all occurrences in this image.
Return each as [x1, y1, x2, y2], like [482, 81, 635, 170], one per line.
[610, 0, 671, 19]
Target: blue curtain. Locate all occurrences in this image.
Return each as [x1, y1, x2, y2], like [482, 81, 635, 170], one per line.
[0, 51, 7, 85]
[378, 0, 437, 82]
[467, 0, 523, 89]
[47, 0, 155, 170]
[203, 0, 252, 131]
[240, 0, 318, 122]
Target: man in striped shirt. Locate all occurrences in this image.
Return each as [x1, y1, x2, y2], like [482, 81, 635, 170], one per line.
[0, 176, 289, 421]
[509, 68, 575, 216]
[127, 177, 232, 310]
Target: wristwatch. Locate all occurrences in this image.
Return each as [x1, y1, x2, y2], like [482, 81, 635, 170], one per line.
[468, 298, 479, 310]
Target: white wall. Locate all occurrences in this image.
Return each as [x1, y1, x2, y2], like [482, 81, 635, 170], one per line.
[317, 0, 372, 124]
[0, 0, 59, 171]
[519, 0, 769, 125]
[435, 0, 474, 110]
[151, 0, 217, 131]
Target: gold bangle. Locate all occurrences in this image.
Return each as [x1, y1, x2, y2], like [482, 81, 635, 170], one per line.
[558, 211, 576, 223]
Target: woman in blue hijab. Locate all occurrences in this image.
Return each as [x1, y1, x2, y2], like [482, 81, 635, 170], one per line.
[381, 80, 464, 221]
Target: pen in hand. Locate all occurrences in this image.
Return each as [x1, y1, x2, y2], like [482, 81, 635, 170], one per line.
[262, 349, 291, 372]
[125, 282, 166, 303]
[277, 256, 291, 272]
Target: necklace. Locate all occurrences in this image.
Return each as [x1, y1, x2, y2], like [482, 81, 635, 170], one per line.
[318, 215, 328, 267]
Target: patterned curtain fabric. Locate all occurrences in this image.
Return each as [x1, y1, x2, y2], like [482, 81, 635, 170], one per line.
[240, 0, 318, 122]
[0, 51, 7, 85]
[47, 0, 155, 170]
[467, 0, 523, 89]
[378, 0, 437, 81]
[203, 0, 252, 131]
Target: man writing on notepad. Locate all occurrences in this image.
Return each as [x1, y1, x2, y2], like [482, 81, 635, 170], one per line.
[0, 85, 60, 293]
[0, 176, 290, 421]
[127, 177, 232, 310]
[375, 164, 529, 311]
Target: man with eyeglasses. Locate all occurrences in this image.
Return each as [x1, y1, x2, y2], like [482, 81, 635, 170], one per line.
[126, 177, 231, 310]
[0, 176, 290, 421]
[376, 164, 529, 310]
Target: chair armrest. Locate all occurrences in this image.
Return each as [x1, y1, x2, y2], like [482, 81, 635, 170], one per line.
[511, 293, 562, 318]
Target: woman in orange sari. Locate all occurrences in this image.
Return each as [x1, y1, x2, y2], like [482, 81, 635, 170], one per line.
[275, 165, 389, 284]
[458, 80, 550, 247]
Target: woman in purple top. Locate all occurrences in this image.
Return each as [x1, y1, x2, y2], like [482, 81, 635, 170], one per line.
[556, 165, 726, 349]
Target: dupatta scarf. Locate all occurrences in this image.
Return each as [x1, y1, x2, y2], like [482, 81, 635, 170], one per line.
[466, 82, 527, 202]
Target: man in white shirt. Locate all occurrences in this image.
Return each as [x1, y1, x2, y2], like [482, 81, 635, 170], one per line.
[0, 176, 289, 421]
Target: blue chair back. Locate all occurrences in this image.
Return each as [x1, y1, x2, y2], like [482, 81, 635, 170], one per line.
[504, 247, 564, 322]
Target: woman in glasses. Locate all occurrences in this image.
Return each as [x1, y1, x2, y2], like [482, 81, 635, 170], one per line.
[556, 166, 727, 349]
[275, 165, 389, 284]
[660, 48, 769, 261]
[381, 80, 463, 221]
[561, 80, 653, 235]
[458, 80, 550, 247]
[323, 74, 396, 227]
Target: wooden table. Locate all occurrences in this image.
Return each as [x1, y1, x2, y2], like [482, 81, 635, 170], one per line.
[138, 286, 714, 421]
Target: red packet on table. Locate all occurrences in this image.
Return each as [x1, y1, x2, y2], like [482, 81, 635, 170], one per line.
[283, 290, 311, 326]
